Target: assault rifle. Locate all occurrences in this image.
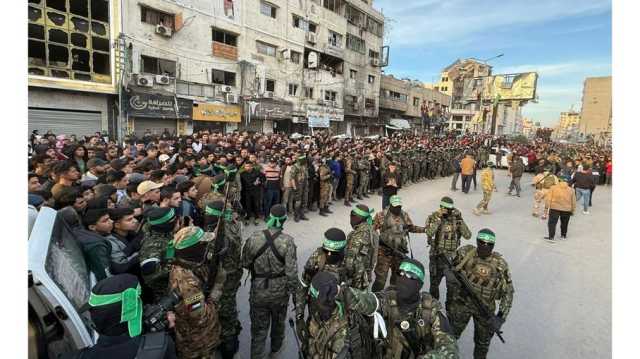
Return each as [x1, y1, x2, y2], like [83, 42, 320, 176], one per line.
[440, 254, 506, 343]
[288, 318, 306, 359]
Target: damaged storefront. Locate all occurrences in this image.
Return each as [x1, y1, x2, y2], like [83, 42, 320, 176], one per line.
[124, 89, 193, 137]
[192, 101, 241, 134]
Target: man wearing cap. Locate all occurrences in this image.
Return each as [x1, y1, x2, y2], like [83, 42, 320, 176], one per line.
[346, 258, 460, 359]
[531, 166, 558, 219]
[544, 175, 576, 241]
[241, 204, 298, 358]
[344, 204, 379, 290]
[425, 197, 472, 300]
[291, 154, 310, 221]
[473, 162, 496, 216]
[446, 229, 514, 359]
[73, 274, 177, 358]
[140, 207, 180, 302]
[82, 157, 109, 182]
[168, 226, 225, 358]
[202, 200, 243, 358]
[138, 180, 163, 211]
[372, 195, 426, 292]
[295, 228, 349, 343]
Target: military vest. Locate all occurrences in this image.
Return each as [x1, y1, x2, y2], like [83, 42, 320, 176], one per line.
[433, 216, 460, 255]
[308, 305, 349, 359]
[314, 249, 347, 283]
[384, 292, 436, 358]
[456, 248, 504, 303]
[379, 209, 408, 253]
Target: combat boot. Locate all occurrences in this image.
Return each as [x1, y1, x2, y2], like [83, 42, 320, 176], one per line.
[319, 208, 328, 217]
[324, 206, 333, 214]
[300, 209, 309, 221]
[294, 209, 300, 222]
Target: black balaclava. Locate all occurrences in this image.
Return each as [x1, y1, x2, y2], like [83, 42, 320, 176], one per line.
[203, 200, 225, 232]
[325, 249, 345, 265]
[310, 271, 339, 322]
[89, 274, 139, 337]
[350, 204, 371, 229]
[440, 196, 454, 218]
[389, 204, 402, 216]
[322, 228, 346, 265]
[395, 258, 424, 312]
[476, 228, 496, 258]
[175, 241, 208, 263]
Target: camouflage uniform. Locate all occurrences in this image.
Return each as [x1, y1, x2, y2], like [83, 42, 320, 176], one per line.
[447, 245, 514, 359]
[344, 156, 356, 204]
[359, 289, 460, 359]
[344, 222, 378, 290]
[400, 152, 410, 186]
[241, 228, 298, 359]
[357, 156, 371, 198]
[425, 209, 472, 300]
[217, 218, 243, 351]
[318, 162, 333, 211]
[140, 227, 172, 300]
[169, 254, 225, 358]
[372, 209, 425, 292]
[291, 161, 309, 212]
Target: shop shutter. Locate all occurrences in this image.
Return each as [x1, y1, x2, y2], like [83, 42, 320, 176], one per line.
[28, 108, 102, 137]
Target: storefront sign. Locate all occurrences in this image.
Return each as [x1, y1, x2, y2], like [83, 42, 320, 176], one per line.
[125, 90, 192, 119]
[306, 105, 344, 128]
[192, 102, 241, 122]
[251, 99, 293, 120]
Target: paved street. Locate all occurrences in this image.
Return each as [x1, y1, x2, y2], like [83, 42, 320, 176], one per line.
[234, 170, 612, 358]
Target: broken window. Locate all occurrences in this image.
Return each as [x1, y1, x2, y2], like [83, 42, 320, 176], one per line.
[47, 11, 66, 27]
[346, 34, 365, 54]
[141, 6, 175, 28]
[266, 79, 275, 92]
[92, 36, 109, 52]
[288, 83, 299, 96]
[71, 48, 90, 71]
[29, 24, 45, 40]
[29, 67, 46, 76]
[28, 40, 46, 66]
[91, 0, 109, 22]
[70, 0, 88, 17]
[49, 43, 69, 67]
[51, 69, 70, 78]
[28, 7, 43, 22]
[328, 30, 343, 47]
[141, 55, 176, 76]
[324, 90, 337, 101]
[48, 28, 68, 44]
[292, 14, 303, 29]
[74, 72, 92, 81]
[71, 33, 87, 47]
[47, 0, 67, 12]
[71, 17, 89, 32]
[92, 52, 109, 74]
[212, 69, 236, 86]
[91, 21, 107, 36]
[212, 28, 238, 46]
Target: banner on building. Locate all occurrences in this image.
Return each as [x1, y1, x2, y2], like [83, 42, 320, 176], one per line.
[306, 105, 344, 128]
[192, 102, 241, 122]
[251, 99, 293, 120]
[125, 90, 192, 119]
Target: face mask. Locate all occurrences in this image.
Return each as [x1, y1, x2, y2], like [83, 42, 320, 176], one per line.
[175, 241, 208, 263]
[325, 249, 344, 265]
[350, 215, 363, 229]
[395, 275, 421, 310]
[477, 241, 494, 258]
[389, 206, 402, 216]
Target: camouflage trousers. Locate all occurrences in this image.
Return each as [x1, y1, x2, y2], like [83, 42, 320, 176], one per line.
[294, 181, 309, 210]
[476, 190, 492, 210]
[428, 253, 455, 301]
[218, 272, 242, 346]
[372, 246, 403, 292]
[357, 172, 369, 196]
[533, 189, 548, 217]
[249, 301, 288, 359]
[345, 174, 354, 201]
[447, 295, 497, 359]
[319, 181, 331, 209]
[179, 348, 222, 359]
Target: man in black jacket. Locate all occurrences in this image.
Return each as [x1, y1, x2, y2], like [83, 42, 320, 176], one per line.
[240, 161, 265, 225]
[508, 157, 525, 197]
[571, 164, 596, 214]
[107, 207, 142, 276]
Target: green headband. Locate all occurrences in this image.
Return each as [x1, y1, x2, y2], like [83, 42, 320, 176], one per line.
[166, 227, 205, 259]
[205, 206, 233, 221]
[88, 284, 143, 337]
[352, 207, 374, 225]
[389, 195, 402, 207]
[308, 284, 344, 318]
[477, 232, 496, 244]
[266, 214, 287, 229]
[148, 209, 175, 225]
[224, 168, 238, 175]
[323, 237, 346, 252]
[440, 201, 454, 209]
[212, 178, 226, 191]
[399, 262, 425, 283]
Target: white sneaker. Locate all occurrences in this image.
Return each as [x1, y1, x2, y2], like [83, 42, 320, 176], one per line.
[583, 211, 590, 215]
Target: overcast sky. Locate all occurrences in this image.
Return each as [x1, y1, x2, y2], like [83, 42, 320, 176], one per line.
[374, 0, 612, 126]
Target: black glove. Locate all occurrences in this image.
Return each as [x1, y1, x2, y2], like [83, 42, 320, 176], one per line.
[488, 313, 505, 333]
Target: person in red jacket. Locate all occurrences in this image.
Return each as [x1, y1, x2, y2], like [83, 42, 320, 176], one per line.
[605, 160, 612, 186]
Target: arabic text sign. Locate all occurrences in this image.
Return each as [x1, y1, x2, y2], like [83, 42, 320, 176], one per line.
[192, 102, 241, 122]
[126, 91, 192, 119]
[252, 100, 293, 119]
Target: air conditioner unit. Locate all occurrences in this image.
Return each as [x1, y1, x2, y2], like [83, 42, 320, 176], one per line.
[306, 32, 317, 44]
[155, 75, 171, 85]
[136, 74, 154, 87]
[221, 86, 232, 93]
[370, 58, 380, 67]
[264, 91, 274, 98]
[155, 24, 173, 37]
[226, 93, 238, 104]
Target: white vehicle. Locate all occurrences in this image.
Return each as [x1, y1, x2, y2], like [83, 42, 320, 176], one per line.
[488, 147, 529, 169]
[29, 207, 96, 358]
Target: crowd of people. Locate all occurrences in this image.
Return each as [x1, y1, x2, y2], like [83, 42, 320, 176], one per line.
[27, 128, 610, 359]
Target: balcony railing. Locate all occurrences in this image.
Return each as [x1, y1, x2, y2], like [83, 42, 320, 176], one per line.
[212, 41, 238, 61]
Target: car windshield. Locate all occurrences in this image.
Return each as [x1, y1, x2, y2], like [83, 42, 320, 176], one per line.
[44, 208, 91, 311]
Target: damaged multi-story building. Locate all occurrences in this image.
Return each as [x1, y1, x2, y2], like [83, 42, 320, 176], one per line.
[28, 0, 121, 136]
[379, 74, 451, 134]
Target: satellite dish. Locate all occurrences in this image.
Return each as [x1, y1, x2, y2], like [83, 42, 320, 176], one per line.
[308, 51, 318, 69]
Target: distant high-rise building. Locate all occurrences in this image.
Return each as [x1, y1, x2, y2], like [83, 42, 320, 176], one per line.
[580, 76, 612, 141]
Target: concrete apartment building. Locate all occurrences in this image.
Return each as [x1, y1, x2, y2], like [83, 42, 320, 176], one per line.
[28, 0, 122, 136]
[117, 0, 385, 137]
[379, 74, 450, 133]
[553, 111, 581, 141]
[580, 76, 612, 142]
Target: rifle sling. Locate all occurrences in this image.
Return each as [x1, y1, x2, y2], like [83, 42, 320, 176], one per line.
[250, 230, 285, 288]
